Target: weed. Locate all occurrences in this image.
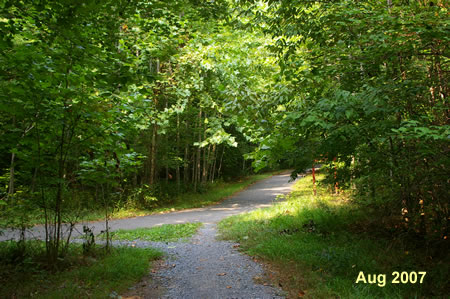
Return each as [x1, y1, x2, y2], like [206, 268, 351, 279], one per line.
[0, 240, 162, 298]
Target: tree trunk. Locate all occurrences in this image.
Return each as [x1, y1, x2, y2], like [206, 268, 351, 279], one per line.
[191, 150, 196, 185]
[209, 144, 217, 183]
[150, 124, 158, 185]
[176, 113, 181, 191]
[194, 109, 202, 192]
[102, 184, 110, 252]
[165, 96, 169, 184]
[7, 116, 16, 198]
[218, 145, 225, 179]
[150, 59, 160, 185]
[202, 136, 209, 183]
[51, 120, 66, 263]
[184, 119, 190, 184]
[8, 152, 15, 197]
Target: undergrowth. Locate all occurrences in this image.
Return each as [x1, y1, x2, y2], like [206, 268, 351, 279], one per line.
[218, 173, 449, 298]
[0, 241, 162, 298]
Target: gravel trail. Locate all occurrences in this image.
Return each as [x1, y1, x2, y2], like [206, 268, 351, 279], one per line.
[118, 223, 285, 299]
[118, 172, 295, 298]
[2, 172, 296, 298]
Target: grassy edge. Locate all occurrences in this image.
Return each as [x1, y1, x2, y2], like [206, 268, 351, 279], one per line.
[99, 222, 203, 242]
[218, 173, 445, 298]
[0, 244, 163, 298]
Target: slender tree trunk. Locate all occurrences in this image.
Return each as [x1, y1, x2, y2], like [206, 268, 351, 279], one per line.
[209, 144, 216, 183]
[31, 166, 38, 193]
[145, 146, 150, 186]
[197, 111, 202, 185]
[184, 120, 190, 184]
[7, 116, 16, 198]
[102, 184, 110, 252]
[150, 124, 158, 185]
[202, 137, 209, 183]
[35, 112, 50, 259]
[150, 59, 160, 185]
[165, 97, 169, 184]
[8, 152, 15, 197]
[191, 151, 196, 185]
[192, 129, 196, 185]
[218, 145, 225, 179]
[194, 109, 202, 192]
[176, 113, 181, 191]
[53, 119, 66, 263]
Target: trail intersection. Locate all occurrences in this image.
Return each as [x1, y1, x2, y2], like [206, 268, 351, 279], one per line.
[2, 173, 295, 298]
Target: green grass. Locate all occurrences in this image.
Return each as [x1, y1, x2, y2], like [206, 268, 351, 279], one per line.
[0, 241, 162, 298]
[101, 222, 203, 242]
[0, 172, 277, 227]
[218, 174, 447, 298]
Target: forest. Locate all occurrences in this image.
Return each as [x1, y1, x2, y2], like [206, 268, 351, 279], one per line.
[0, 0, 448, 297]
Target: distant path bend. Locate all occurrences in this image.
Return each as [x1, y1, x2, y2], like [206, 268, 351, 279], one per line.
[1, 172, 295, 241]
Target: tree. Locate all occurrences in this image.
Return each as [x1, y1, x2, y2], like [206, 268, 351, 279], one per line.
[236, 0, 449, 240]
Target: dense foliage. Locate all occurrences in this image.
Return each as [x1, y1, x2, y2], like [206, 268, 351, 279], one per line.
[0, 0, 275, 260]
[237, 0, 449, 243]
[1, 0, 448, 262]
